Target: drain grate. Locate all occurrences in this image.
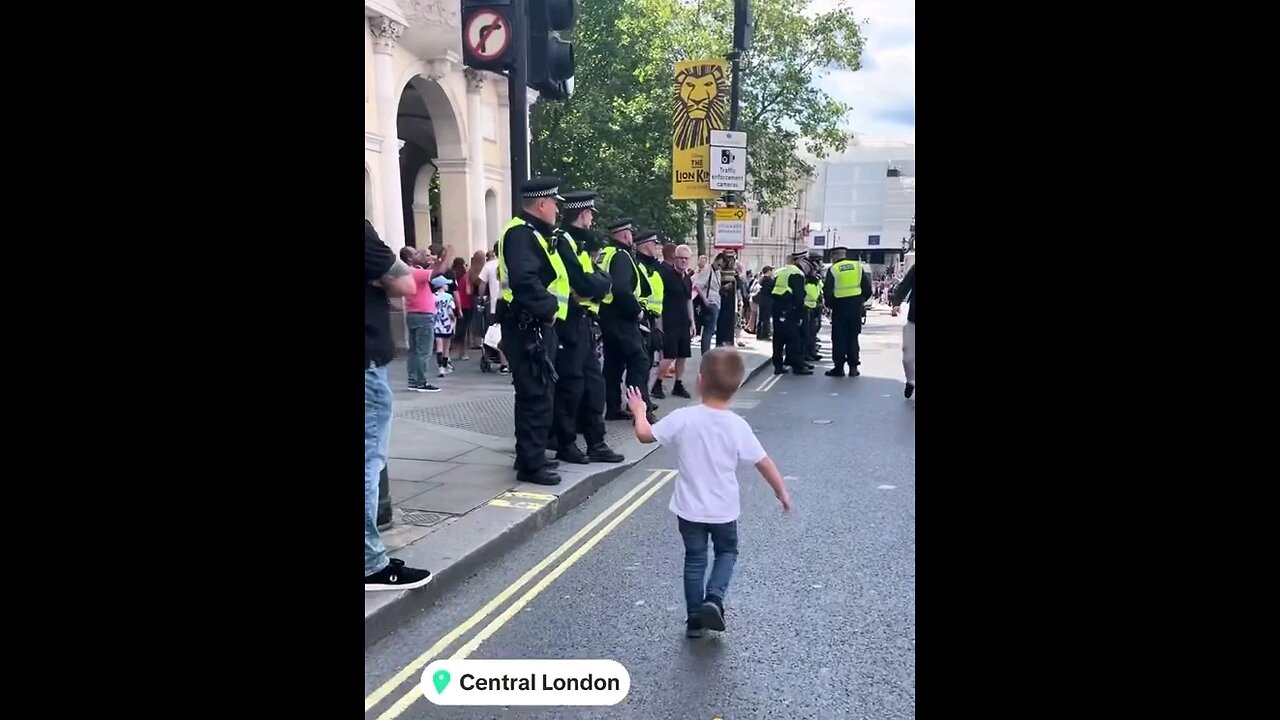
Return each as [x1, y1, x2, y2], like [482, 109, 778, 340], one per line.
[397, 395, 641, 449]
[397, 509, 450, 527]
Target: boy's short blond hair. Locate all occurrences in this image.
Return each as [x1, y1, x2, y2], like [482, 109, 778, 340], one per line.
[699, 348, 745, 401]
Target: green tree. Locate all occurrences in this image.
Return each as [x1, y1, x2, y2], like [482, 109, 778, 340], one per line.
[531, 0, 863, 239]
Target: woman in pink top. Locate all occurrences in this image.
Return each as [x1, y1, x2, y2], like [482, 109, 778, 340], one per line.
[401, 247, 443, 392]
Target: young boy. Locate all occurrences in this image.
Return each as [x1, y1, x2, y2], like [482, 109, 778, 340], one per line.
[432, 275, 456, 376]
[625, 348, 791, 639]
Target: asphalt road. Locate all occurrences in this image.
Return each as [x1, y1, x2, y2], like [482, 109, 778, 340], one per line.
[365, 307, 915, 720]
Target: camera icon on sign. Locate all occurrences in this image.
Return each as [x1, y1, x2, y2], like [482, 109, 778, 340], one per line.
[720, 149, 735, 164]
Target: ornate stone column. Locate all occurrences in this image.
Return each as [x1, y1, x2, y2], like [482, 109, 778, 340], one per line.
[464, 69, 489, 256]
[370, 15, 406, 253]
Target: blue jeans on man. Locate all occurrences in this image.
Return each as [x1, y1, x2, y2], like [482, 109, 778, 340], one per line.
[405, 312, 437, 387]
[365, 364, 393, 576]
[700, 303, 720, 355]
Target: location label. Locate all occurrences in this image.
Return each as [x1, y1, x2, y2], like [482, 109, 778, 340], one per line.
[422, 659, 630, 706]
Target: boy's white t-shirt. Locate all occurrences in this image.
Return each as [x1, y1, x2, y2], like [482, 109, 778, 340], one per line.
[650, 404, 767, 524]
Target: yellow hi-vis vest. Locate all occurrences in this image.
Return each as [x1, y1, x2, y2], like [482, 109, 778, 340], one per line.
[804, 282, 820, 308]
[561, 229, 601, 314]
[771, 265, 800, 295]
[831, 260, 864, 298]
[596, 245, 640, 305]
[639, 263, 664, 315]
[497, 216, 570, 320]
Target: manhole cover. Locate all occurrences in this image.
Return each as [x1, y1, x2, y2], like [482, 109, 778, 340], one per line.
[398, 509, 450, 527]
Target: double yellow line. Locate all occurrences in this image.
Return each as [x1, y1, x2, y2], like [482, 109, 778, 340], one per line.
[365, 468, 679, 719]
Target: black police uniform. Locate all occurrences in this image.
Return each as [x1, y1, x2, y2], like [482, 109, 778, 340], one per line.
[598, 219, 656, 420]
[499, 178, 569, 485]
[823, 248, 874, 377]
[549, 191, 624, 464]
[771, 255, 812, 375]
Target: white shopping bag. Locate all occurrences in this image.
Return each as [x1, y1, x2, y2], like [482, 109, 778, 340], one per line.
[483, 323, 502, 350]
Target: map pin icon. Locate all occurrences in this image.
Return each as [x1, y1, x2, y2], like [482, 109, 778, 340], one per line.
[432, 669, 451, 694]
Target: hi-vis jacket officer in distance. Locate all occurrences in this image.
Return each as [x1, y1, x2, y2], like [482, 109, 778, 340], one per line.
[549, 190, 625, 465]
[597, 218, 658, 424]
[496, 177, 610, 486]
[822, 246, 873, 377]
[770, 251, 815, 376]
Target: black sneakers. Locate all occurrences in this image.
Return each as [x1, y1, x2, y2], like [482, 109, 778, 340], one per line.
[686, 618, 704, 639]
[697, 594, 726, 631]
[365, 559, 433, 591]
[651, 380, 665, 399]
[587, 442, 625, 463]
[904, 382, 915, 398]
[671, 382, 692, 399]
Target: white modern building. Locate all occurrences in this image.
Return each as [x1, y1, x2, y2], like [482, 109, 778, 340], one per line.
[807, 139, 916, 267]
[740, 176, 817, 273]
[365, 0, 524, 258]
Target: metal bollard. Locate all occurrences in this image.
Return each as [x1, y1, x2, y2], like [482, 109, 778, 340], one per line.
[377, 463, 393, 530]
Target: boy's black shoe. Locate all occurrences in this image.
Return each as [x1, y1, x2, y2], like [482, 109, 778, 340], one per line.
[671, 381, 692, 398]
[686, 618, 704, 639]
[697, 594, 726, 631]
[904, 382, 915, 398]
[365, 559, 433, 591]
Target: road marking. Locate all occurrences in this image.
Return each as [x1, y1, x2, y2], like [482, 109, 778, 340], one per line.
[507, 491, 556, 501]
[877, 484, 896, 490]
[376, 470, 677, 720]
[487, 498, 547, 510]
[753, 373, 776, 392]
[364, 469, 674, 712]
[757, 374, 782, 392]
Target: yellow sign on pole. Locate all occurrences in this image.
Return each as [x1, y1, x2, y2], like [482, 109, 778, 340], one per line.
[671, 58, 730, 200]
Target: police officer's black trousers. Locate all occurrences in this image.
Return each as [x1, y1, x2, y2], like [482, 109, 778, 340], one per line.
[502, 315, 558, 474]
[770, 306, 803, 371]
[601, 315, 651, 413]
[551, 311, 606, 448]
[829, 310, 861, 372]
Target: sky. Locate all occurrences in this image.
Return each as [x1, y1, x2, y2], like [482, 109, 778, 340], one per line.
[807, 0, 915, 143]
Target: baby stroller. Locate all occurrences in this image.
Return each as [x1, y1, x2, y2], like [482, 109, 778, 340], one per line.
[479, 322, 505, 373]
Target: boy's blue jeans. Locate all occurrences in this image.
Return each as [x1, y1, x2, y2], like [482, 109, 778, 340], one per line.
[678, 517, 738, 618]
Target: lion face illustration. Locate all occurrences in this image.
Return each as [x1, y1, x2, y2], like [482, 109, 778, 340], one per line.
[672, 64, 728, 152]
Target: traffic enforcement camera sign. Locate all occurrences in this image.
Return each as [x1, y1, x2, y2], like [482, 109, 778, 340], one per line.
[713, 207, 747, 249]
[709, 130, 747, 192]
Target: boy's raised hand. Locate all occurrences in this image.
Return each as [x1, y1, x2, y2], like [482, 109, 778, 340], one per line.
[625, 386, 647, 416]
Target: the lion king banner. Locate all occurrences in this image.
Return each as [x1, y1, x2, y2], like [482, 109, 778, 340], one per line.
[671, 58, 730, 200]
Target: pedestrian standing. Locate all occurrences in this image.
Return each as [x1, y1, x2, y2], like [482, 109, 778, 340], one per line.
[364, 220, 433, 591]
[691, 255, 723, 354]
[497, 177, 572, 486]
[402, 247, 443, 392]
[823, 246, 872, 377]
[890, 263, 916, 400]
[623, 348, 792, 638]
[755, 267, 774, 340]
[634, 231, 665, 396]
[654, 243, 695, 399]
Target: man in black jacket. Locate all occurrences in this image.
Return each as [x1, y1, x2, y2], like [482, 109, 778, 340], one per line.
[890, 263, 916, 399]
[497, 177, 576, 486]
[598, 218, 657, 423]
[550, 190, 625, 464]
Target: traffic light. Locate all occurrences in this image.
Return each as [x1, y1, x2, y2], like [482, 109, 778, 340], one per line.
[461, 0, 516, 73]
[527, 0, 575, 100]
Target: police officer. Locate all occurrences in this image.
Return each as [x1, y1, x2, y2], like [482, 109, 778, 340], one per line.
[770, 251, 813, 375]
[803, 269, 823, 362]
[823, 246, 873, 377]
[633, 230, 665, 396]
[496, 177, 572, 485]
[550, 190, 625, 464]
[598, 219, 658, 423]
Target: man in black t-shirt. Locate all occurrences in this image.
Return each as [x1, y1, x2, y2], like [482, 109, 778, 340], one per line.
[364, 220, 434, 591]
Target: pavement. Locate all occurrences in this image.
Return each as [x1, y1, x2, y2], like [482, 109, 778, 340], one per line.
[367, 325, 776, 646]
[363, 306, 915, 719]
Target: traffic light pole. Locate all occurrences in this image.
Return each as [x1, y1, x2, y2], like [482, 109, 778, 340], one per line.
[508, 0, 529, 214]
